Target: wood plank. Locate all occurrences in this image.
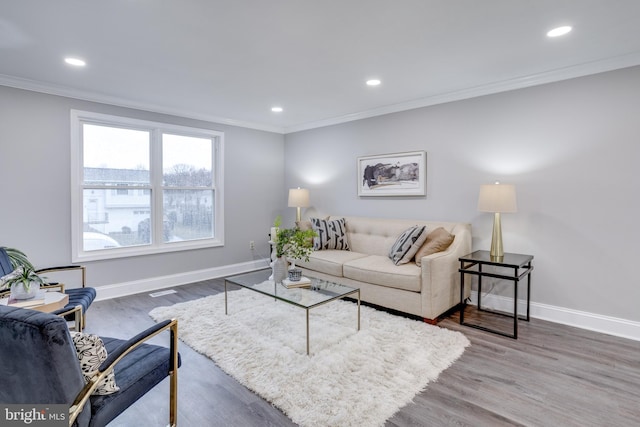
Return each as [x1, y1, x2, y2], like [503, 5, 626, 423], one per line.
[85, 278, 640, 426]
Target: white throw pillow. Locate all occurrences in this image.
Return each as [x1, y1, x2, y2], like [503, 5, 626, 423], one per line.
[70, 331, 120, 395]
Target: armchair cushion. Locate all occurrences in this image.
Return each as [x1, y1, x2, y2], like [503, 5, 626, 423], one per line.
[89, 336, 181, 427]
[70, 331, 120, 395]
[54, 287, 97, 322]
[0, 247, 14, 276]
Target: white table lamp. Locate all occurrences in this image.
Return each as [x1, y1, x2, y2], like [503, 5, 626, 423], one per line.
[288, 187, 310, 222]
[478, 182, 517, 259]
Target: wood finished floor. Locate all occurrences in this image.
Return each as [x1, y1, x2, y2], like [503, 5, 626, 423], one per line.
[86, 277, 640, 427]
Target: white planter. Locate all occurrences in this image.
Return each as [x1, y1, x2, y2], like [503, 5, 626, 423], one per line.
[10, 281, 40, 300]
[272, 257, 288, 284]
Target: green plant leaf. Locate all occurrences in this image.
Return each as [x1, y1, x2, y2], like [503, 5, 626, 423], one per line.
[1, 247, 36, 271]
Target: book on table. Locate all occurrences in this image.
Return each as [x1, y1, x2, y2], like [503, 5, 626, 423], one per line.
[282, 277, 312, 288]
[8, 297, 46, 308]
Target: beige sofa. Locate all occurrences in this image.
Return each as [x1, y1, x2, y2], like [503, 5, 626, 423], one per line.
[296, 216, 472, 322]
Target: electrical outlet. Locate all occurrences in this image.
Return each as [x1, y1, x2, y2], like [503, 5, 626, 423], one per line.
[249, 240, 255, 250]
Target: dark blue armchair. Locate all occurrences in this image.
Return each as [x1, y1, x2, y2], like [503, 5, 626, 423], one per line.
[0, 305, 180, 426]
[0, 247, 96, 330]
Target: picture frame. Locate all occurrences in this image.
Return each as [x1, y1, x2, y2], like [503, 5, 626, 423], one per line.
[357, 151, 426, 197]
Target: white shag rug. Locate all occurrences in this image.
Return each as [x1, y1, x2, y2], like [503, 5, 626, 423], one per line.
[149, 289, 469, 427]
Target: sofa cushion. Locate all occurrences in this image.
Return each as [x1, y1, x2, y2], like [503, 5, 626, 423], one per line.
[311, 217, 350, 251]
[297, 250, 368, 277]
[415, 227, 455, 266]
[388, 225, 428, 265]
[344, 255, 422, 292]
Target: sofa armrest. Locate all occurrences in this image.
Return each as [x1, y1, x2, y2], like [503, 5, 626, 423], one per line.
[419, 226, 472, 319]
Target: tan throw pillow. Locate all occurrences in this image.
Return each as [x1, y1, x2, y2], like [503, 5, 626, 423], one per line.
[296, 216, 329, 232]
[295, 220, 313, 231]
[414, 227, 455, 266]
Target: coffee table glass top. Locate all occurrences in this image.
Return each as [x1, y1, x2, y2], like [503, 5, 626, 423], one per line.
[225, 269, 358, 309]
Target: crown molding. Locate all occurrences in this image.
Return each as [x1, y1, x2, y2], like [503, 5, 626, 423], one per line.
[284, 51, 640, 134]
[0, 74, 286, 134]
[3, 51, 640, 136]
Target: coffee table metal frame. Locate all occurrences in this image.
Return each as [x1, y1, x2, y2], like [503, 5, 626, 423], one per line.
[224, 270, 360, 355]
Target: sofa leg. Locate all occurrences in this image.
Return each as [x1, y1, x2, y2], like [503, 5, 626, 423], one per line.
[423, 317, 438, 325]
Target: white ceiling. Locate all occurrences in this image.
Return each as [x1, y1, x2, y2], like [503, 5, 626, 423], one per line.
[2, 1, 640, 134]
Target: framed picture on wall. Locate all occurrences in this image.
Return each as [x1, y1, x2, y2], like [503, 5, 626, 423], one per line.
[357, 151, 426, 197]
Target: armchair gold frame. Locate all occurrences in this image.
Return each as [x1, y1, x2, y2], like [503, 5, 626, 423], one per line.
[37, 265, 89, 330]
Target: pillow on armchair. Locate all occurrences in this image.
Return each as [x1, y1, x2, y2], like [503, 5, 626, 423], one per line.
[70, 331, 120, 395]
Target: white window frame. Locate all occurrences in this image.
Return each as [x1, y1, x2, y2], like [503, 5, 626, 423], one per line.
[70, 110, 224, 262]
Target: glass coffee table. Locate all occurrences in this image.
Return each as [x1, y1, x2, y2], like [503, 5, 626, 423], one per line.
[224, 269, 360, 355]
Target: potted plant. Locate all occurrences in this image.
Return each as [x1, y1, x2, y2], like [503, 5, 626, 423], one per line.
[272, 216, 316, 283]
[1, 247, 47, 300]
[4, 266, 46, 300]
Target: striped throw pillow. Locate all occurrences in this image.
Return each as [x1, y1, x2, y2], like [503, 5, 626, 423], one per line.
[311, 218, 350, 250]
[388, 225, 428, 265]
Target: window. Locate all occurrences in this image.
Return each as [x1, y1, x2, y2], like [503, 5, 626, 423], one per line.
[71, 110, 224, 261]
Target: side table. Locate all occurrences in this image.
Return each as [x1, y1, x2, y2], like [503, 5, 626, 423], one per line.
[0, 291, 80, 329]
[0, 290, 69, 312]
[459, 250, 534, 339]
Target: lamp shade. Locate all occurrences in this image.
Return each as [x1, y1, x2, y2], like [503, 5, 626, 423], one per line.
[288, 188, 310, 208]
[478, 183, 517, 213]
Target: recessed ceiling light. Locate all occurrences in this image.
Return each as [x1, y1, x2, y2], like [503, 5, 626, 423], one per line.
[547, 26, 572, 38]
[64, 57, 86, 67]
[366, 79, 381, 86]
[271, 106, 283, 113]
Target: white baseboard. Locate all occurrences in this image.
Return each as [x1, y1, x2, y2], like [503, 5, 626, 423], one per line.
[94, 263, 639, 342]
[94, 258, 270, 301]
[469, 291, 640, 342]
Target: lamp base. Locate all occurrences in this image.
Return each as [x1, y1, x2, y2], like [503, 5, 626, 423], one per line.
[490, 212, 504, 260]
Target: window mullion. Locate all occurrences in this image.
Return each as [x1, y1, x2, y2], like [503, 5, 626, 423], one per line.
[151, 129, 164, 246]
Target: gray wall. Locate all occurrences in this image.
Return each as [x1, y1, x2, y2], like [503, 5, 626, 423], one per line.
[284, 66, 640, 323]
[0, 85, 285, 286]
[2, 66, 639, 324]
